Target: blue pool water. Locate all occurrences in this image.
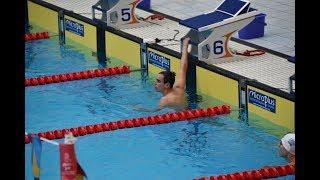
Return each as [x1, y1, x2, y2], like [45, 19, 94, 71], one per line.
[25, 38, 293, 179]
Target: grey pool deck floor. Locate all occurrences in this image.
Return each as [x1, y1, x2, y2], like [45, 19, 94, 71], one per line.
[40, 0, 295, 94]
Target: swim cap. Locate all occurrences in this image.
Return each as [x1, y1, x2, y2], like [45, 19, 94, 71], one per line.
[281, 133, 295, 155]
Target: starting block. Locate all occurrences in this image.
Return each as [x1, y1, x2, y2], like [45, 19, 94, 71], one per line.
[92, 0, 164, 29]
[179, 0, 261, 63]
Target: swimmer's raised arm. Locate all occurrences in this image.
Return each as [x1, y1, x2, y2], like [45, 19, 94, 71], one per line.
[173, 37, 190, 90]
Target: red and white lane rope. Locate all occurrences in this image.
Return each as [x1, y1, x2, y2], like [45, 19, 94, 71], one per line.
[25, 32, 51, 41]
[25, 105, 231, 144]
[25, 66, 132, 87]
[193, 164, 295, 180]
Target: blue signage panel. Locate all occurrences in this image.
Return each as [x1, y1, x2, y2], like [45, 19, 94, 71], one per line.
[148, 51, 170, 70]
[65, 19, 84, 37]
[248, 89, 276, 113]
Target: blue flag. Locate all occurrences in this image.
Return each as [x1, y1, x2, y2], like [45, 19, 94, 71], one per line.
[30, 135, 42, 180]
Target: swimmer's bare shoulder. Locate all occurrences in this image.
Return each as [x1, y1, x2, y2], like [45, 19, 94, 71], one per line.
[159, 93, 186, 109]
[159, 96, 169, 108]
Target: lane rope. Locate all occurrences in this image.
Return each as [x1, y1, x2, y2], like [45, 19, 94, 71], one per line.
[25, 105, 231, 144]
[25, 66, 133, 87]
[193, 164, 295, 180]
[25, 32, 56, 41]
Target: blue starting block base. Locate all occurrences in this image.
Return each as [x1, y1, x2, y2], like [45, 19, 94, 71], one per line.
[238, 8, 267, 39]
[179, 0, 251, 31]
[137, 0, 150, 11]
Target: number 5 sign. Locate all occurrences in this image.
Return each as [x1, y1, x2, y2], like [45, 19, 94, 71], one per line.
[107, 0, 143, 29]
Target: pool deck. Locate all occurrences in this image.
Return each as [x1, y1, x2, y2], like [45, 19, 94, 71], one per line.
[151, 0, 295, 57]
[41, 0, 295, 94]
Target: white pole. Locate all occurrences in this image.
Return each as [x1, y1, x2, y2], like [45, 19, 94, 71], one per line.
[25, 132, 59, 146]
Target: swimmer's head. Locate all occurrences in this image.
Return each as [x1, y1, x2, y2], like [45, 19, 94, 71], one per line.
[154, 71, 176, 92]
[279, 133, 295, 156]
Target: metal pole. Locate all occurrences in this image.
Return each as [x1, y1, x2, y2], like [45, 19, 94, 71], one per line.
[25, 0, 30, 32]
[96, 21, 107, 67]
[58, 10, 65, 45]
[238, 79, 248, 123]
[140, 42, 149, 80]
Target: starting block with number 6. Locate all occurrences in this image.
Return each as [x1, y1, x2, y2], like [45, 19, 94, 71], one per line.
[179, 0, 261, 63]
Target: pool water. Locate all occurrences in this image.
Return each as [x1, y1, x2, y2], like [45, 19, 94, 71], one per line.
[25, 37, 293, 179]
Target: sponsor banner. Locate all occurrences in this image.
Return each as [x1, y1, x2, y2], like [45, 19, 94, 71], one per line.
[65, 19, 84, 36]
[148, 51, 170, 70]
[248, 89, 276, 113]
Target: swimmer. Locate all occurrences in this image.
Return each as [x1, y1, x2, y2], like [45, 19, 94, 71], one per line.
[134, 37, 191, 112]
[279, 133, 295, 165]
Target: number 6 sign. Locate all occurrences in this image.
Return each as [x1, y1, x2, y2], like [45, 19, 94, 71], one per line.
[197, 12, 258, 60]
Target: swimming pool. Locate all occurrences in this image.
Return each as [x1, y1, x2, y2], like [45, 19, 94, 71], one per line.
[25, 36, 293, 179]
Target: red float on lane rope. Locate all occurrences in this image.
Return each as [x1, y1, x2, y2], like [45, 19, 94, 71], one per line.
[25, 66, 131, 87]
[25, 32, 50, 41]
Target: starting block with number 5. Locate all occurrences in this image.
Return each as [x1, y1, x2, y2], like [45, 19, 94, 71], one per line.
[92, 0, 164, 29]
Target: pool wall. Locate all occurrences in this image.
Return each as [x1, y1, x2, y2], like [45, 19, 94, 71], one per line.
[26, 0, 295, 136]
[64, 15, 97, 51]
[28, 1, 58, 34]
[105, 31, 141, 68]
